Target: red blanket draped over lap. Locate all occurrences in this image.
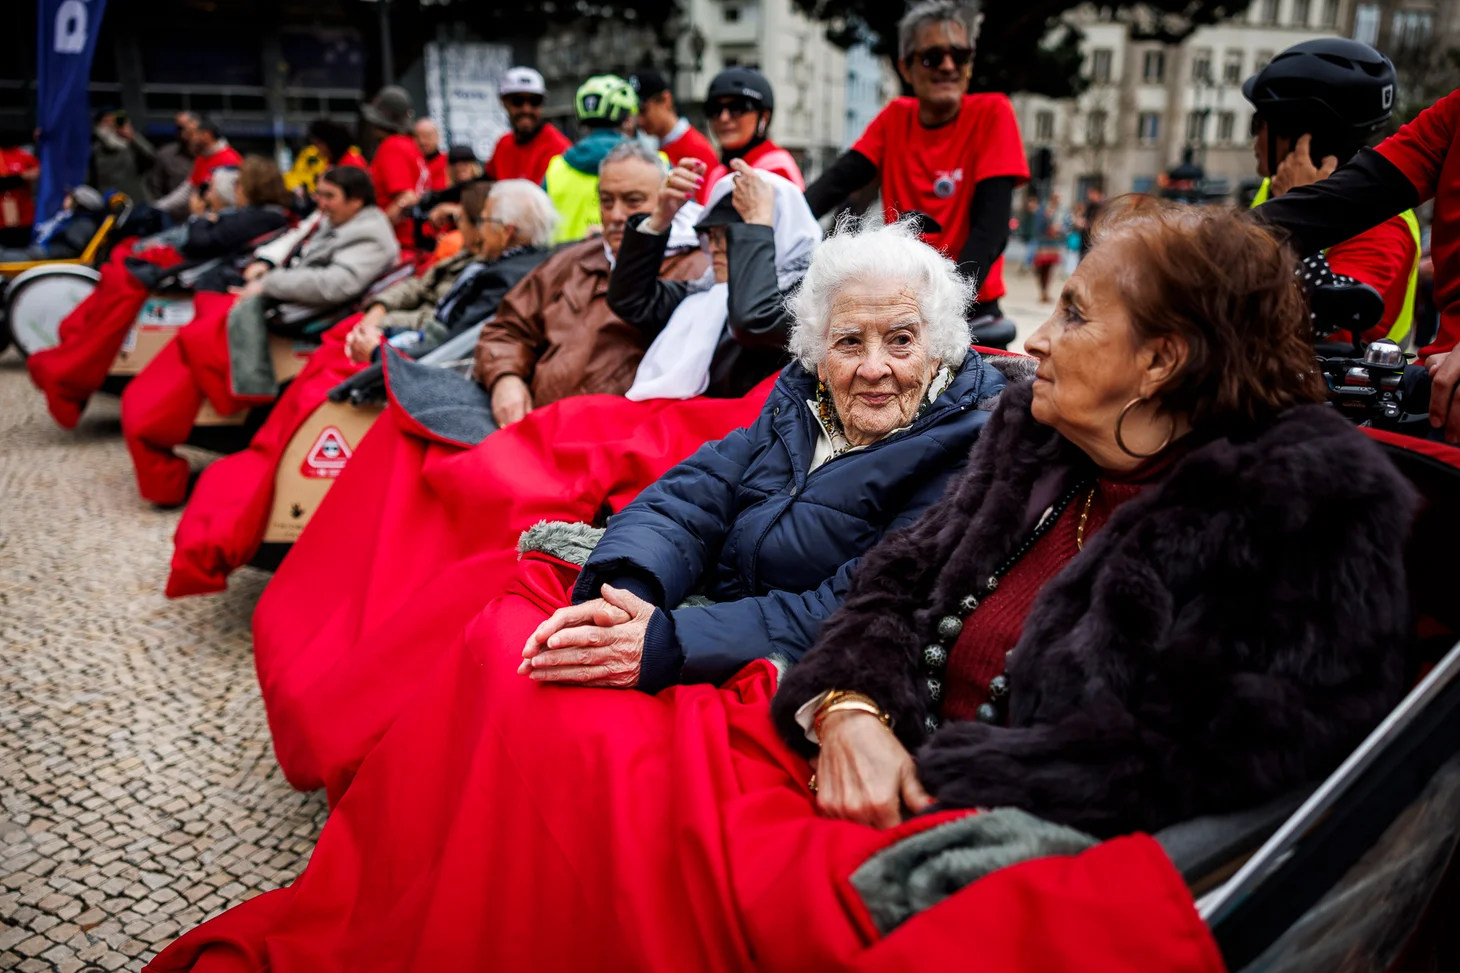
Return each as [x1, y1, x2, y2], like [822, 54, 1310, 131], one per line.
[148, 554, 1225, 973]
[167, 317, 368, 598]
[119, 291, 248, 505]
[27, 240, 183, 429]
[253, 379, 773, 803]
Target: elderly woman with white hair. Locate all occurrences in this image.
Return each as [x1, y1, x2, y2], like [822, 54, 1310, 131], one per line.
[343, 178, 559, 362]
[149, 218, 1030, 973]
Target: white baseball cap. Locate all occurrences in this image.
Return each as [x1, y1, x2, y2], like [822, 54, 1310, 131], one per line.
[500, 67, 547, 98]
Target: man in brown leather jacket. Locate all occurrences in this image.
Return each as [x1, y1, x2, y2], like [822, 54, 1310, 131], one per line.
[474, 142, 708, 426]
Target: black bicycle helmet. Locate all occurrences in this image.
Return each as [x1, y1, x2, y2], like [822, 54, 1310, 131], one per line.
[706, 68, 775, 111]
[1243, 38, 1396, 142]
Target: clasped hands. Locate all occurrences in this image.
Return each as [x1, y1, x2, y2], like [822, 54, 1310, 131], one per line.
[518, 583, 654, 688]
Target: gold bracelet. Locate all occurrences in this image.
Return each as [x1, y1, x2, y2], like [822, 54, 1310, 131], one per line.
[813, 692, 891, 738]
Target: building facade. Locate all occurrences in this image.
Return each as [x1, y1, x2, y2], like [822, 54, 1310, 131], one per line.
[1012, 0, 1359, 206]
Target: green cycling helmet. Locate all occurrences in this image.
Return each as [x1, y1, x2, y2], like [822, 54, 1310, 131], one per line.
[575, 75, 638, 125]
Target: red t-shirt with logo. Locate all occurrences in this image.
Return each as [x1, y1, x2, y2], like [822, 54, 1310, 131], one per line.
[853, 94, 1029, 303]
[371, 133, 432, 247]
[425, 152, 449, 191]
[663, 125, 718, 172]
[486, 124, 573, 184]
[0, 147, 39, 228]
[190, 144, 243, 186]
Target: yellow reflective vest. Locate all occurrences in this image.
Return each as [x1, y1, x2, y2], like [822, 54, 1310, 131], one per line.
[544, 155, 602, 245]
[1251, 177, 1421, 342]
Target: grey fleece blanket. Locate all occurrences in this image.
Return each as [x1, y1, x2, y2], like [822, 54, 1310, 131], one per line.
[382, 345, 498, 447]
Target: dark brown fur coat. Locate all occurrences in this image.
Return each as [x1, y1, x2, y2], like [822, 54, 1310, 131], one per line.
[772, 380, 1418, 838]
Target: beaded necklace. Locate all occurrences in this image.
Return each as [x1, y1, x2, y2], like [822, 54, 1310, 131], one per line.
[918, 479, 1092, 736]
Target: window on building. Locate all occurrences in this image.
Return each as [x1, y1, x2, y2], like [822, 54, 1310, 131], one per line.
[1087, 109, 1108, 145]
[1354, 3, 1381, 45]
[1255, 49, 1274, 71]
[1320, 0, 1340, 27]
[1222, 50, 1243, 85]
[1090, 48, 1113, 84]
[1291, 0, 1311, 26]
[1143, 49, 1166, 83]
[1138, 111, 1161, 143]
[1035, 110, 1055, 142]
[1259, 0, 1280, 25]
[1393, 10, 1435, 53]
[1217, 111, 1236, 143]
[1186, 110, 1208, 143]
[1191, 48, 1213, 84]
[724, 5, 740, 21]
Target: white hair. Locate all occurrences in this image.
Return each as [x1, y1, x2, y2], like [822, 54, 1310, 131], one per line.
[898, 0, 982, 61]
[487, 179, 559, 249]
[787, 216, 973, 371]
[599, 139, 668, 176]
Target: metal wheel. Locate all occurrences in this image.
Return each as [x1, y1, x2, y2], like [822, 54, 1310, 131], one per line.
[3, 265, 101, 358]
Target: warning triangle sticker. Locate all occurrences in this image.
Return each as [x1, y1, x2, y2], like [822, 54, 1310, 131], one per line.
[301, 426, 354, 479]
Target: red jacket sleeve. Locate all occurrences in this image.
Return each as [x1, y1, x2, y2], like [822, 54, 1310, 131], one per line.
[1374, 88, 1460, 203]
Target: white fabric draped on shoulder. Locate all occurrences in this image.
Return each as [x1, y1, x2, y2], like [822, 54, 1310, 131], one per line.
[625, 170, 821, 402]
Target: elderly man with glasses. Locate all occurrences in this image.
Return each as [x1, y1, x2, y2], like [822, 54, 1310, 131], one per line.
[805, 0, 1028, 317]
[485, 67, 572, 184]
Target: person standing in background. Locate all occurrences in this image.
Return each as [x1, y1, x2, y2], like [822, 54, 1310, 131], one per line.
[629, 69, 717, 171]
[89, 108, 155, 202]
[362, 85, 431, 251]
[415, 119, 449, 191]
[145, 112, 198, 221]
[0, 142, 40, 248]
[485, 67, 572, 184]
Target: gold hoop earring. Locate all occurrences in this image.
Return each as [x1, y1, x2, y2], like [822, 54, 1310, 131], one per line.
[1114, 397, 1175, 459]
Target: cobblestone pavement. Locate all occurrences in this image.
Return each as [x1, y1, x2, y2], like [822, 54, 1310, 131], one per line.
[0, 351, 327, 972]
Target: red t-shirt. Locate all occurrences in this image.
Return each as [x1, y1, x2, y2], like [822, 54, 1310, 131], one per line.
[700, 140, 805, 202]
[1326, 215, 1419, 344]
[0, 147, 39, 228]
[190, 143, 243, 186]
[425, 152, 449, 191]
[853, 94, 1030, 304]
[371, 133, 431, 247]
[486, 124, 573, 184]
[1375, 88, 1460, 356]
[663, 124, 718, 172]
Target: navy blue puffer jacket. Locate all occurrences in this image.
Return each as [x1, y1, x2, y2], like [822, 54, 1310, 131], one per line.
[572, 352, 1006, 692]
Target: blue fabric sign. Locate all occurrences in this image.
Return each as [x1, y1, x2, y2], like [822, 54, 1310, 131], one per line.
[35, 0, 109, 230]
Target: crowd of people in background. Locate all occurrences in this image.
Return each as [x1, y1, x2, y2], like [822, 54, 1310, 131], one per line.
[7, 0, 1460, 968]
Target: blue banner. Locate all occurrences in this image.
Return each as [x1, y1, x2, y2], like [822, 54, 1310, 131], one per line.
[35, 0, 108, 232]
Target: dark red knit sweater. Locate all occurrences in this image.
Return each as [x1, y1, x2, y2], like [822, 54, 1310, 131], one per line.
[941, 476, 1144, 722]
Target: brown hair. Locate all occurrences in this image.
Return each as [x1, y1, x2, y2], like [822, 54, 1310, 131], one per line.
[458, 181, 492, 227]
[238, 156, 291, 208]
[1090, 195, 1324, 431]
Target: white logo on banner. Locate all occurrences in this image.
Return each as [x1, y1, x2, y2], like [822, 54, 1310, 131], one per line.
[54, 0, 89, 53]
[424, 42, 513, 165]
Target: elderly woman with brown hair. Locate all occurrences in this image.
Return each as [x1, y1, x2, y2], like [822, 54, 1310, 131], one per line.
[773, 196, 1417, 838]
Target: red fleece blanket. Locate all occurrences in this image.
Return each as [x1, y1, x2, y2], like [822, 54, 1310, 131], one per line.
[167, 317, 367, 598]
[119, 292, 251, 505]
[148, 554, 1225, 973]
[252, 381, 773, 803]
[26, 240, 182, 429]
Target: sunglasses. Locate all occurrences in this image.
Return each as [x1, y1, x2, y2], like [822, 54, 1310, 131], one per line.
[912, 45, 974, 70]
[1249, 113, 1266, 137]
[707, 98, 758, 120]
[504, 94, 544, 109]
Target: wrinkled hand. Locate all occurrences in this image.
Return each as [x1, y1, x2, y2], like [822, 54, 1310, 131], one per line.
[815, 711, 932, 829]
[729, 159, 774, 226]
[644, 160, 706, 234]
[1271, 135, 1339, 196]
[1427, 351, 1460, 443]
[518, 584, 652, 688]
[242, 261, 270, 283]
[428, 202, 461, 228]
[228, 279, 265, 300]
[490, 374, 534, 427]
[345, 308, 387, 364]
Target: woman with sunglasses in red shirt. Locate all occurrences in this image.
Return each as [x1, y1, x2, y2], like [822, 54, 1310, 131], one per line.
[698, 67, 804, 202]
[806, 0, 1029, 317]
